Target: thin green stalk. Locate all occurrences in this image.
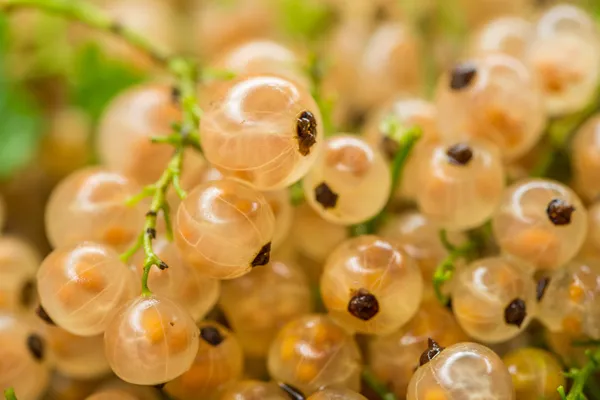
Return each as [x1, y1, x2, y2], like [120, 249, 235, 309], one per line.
[559, 349, 600, 400]
[0, 0, 169, 65]
[432, 229, 478, 305]
[349, 120, 422, 236]
[362, 368, 397, 400]
[4, 388, 16, 400]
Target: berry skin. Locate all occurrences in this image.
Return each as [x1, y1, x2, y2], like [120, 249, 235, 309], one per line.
[407, 342, 515, 400]
[307, 388, 368, 400]
[502, 348, 565, 400]
[493, 179, 587, 271]
[45, 167, 146, 252]
[0, 236, 40, 313]
[267, 314, 362, 395]
[415, 138, 505, 231]
[435, 53, 545, 160]
[104, 295, 200, 385]
[37, 242, 135, 336]
[219, 258, 312, 358]
[538, 259, 600, 339]
[572, 114, 600, 202]
[469, 16, 534, 60]
[216, 380, 290, 400]
[451, 257, 537, 343]
[175, 179, 275, 279]
[368, 301, 468, 399]
[321, 235, 423, 335]
[303, 135, 391, 225]
[199, 74, 323, 190]
[165, 322, 244, 400]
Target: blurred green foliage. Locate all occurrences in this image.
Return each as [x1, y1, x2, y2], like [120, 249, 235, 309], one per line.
[0, 16, 42, 180]
[277, 0, 336, 42]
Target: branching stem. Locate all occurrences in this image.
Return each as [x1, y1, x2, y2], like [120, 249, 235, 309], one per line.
[559, 349, 600, 400]
[362, 368, 397, 400]
[3, 388, 16, 400]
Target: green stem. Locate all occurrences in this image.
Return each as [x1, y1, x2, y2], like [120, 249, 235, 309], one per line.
[349, 123, 422, 236]
[0, 0, 169, 65]
[4, 388, 17, 400]
[362, 368, 397, 400]
[432, 230, 477, 305]
[559, 350, 600, 400]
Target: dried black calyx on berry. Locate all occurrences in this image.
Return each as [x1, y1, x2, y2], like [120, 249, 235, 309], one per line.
[419, 338, 445, 366]
[296, 110, 318, 156]
[278, 382, 306, 400]
[251, 242, 271, 267]
[504, 298, 527, 327]
[153, 383, 166, 390]
[171, 86, 181, 105]
[314, 182, 338, 209]
[200, 326, 225, 346]
[347, 288, 380, 321]
[450, 62, 477, 90]
[146, 227, 157, 239]
[446, 143, 473, 166]
[36, 305, 55, 326]
[536, 276, 551, 302]
[27, 333, 45, 361]
[20, 279, 35, 307]
[546, 199, 575, 226]
[381, 136, 399, 161]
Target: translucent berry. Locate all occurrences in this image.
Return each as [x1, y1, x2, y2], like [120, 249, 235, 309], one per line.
[219, 258, 312, 357]
[165, 322, 243, 400]
[362, 97, 439, 200]
[45, 167, 146, 252]
[267, 314, 362, 395]
[199, 74, 323, 190]
[37, 242, 134, 336]
[175, 179, 275, 279]
[435, 53, 545, 160]
[209, 39, 309, 87]
[321, 235, 423, 335]
[291, 204, 349, 264]
[572, 114, 600, 202]
[45, 325, 109, 379]
[303, 135, 391, 225]
[579, 201, 600, 260]
[97, 84, 204, 185]
[407, 342, 515, 400]
[415, 138, 505, 231]
[0, 315, 50, 400]
[452, 256, 536, 343]
[470, 16, 534, 60]
[131, 234, 220, 321]
[379, 211, 467, 281]
[86, 390, 139, 400]
[0, 236, 40, 313]
[369, 301, 468, 398]
[263, 189, 294, 250]
[307, 388, 367, 400]
[502, 348, 565, 400]
[493, 179, 587, 271]
[538, 259, 600, 339]
[104, 295, 199, 385]
[528, 4, 600, 116]
[216, 380, 290, 400]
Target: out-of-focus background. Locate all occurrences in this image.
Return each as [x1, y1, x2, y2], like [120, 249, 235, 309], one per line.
[0, 0, 598, 253]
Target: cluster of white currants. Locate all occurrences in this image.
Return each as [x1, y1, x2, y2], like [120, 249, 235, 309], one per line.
[4, 1, 600, 400]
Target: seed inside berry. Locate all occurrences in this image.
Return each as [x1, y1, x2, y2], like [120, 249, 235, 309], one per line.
[419, 338, 445, 366]
[200, 326, 225, 346]
[536, 276, 551, 302]
[546, 199, 575, 226]
[446, 143, 473, 166]
[27, 333, 45, 361]
[504, 298, 527, 327]
[251, 242, 271, 267]
[296, 110, 318, 156]
[347, 288, 379, 321]
[314, 182, 339, 209]
[450, 62, 478, 90]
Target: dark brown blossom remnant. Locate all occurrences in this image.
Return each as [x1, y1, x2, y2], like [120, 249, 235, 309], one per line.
[347, 288, 380, 321]
[278, 382, 306, 400]
[450, 62, 477, 90]
[251, 242, 271, 267]
[20, 279, 35, 307]
[27, 333, 45, 361]
[35, 305, 55, 326]
[446, 143, 473, 166]
[380, 136, 399, 161]
[296, 110, 318, 156]
[314, 182, 338, 209]
[200, 326, 225, 346]
[536, 276, 551, 301]
[546, 199, 575, 226]
[504, 298, 527, 327]
[419, 338, 445, 366]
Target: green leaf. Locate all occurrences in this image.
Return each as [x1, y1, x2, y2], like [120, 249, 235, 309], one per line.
[277, 0, 336, 42]
[69, 43, 146, 123]
[0, 16, 43, 180]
